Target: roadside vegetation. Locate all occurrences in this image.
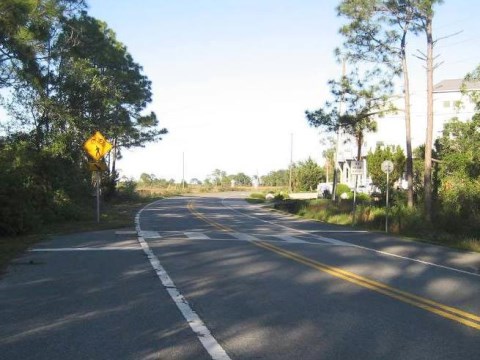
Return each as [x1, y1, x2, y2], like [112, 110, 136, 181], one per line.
[0, 1, 167, 270]
[294, 1, 480, 253]
[0, 1, 166, 237]
[272, 196, 480, 253]
[0, 186, 159, 272]
[247, 184, 480, 253]
[2, 1, 480, 267]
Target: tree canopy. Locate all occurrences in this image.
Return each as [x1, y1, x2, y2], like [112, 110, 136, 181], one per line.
[435, 114, 480, 229]
[293, 158, 325, 192]
[367, 145, 406, 193]
[261, 169, 289, 187]
[0, 2, 167, 235]
[306, 66, 393, 160]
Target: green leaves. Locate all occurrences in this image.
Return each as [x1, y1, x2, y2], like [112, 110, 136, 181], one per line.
[261, 169, 289, 187]
[367, 145, 406, 193]
[293, 158, 325, 192]
[438, 116, 480, 180]
[433, 114, 480, 222]
[463, 64, 480, 111]
[306, 66, 393, 160]
[0, 2, 167, 234]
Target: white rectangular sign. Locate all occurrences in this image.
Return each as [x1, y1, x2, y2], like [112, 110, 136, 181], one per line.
[351, 161, 364, 176]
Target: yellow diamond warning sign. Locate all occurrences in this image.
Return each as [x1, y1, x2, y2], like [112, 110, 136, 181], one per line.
[83, 131, 112, 161]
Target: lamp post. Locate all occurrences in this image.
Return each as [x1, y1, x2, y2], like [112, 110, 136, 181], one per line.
[182, 152, 185, 190]
[289, 133, 293, 193]
[333, 59, 346, 201]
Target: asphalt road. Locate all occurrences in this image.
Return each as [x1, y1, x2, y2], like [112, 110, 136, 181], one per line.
[1, 192, 479, 359]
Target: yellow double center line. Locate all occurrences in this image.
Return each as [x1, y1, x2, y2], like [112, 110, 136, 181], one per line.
[187, 201, 480, 331]
[187, 201, 231, 232]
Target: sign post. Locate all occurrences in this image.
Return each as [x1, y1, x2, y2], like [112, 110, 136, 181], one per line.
[350, 161, 363, 226]
[83, 131, 113, 223]
[95, 171, 101, 223]
[381, 160, 394, 233]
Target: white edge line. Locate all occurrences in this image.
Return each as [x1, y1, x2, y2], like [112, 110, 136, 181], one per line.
[352, 244, 480, 278]
[30, 247, 140, 251]
[221, 197, 480, 278]
[136, 201, 231, 360]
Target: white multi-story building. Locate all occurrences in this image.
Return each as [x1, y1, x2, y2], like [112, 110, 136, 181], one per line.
[336, 79, 480, 189]
[431, 79, 478, 130]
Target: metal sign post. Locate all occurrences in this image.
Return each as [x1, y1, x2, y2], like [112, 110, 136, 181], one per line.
[381, 160, 394, 233]
[83, 131, 113, 223]
[351, 161, 363, 226]
[386, 170, 389, 232]
[96, 171, 100, 223]
[352, 175, 357, 225]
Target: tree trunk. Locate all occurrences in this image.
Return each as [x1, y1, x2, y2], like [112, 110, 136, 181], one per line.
[401, 32, 414, 208]
[424, 14, 434, 222]
[356, 131, 363, 161]
[111, 137, 117, 181]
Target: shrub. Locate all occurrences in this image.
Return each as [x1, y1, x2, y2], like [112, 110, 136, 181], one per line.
[336, 183, 352, 198]
[391, 189, 408, 206]
[355, 192, 370, 203]
[118, 179, 138, 196]
[355, 205, 384, 229]
[250, 192, 266, 200]
[274, 192, 287, 201]
[274, 199, 305, 214]
[389, 205, 426, 234]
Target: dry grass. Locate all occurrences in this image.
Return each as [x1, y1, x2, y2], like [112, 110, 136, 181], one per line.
[0, 195, 157, 273]
[273, 199, 480, 253]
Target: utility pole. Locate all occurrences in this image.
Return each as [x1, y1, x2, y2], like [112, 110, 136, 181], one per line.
[182, 152, 185, 190]
[289, 133, 293, 193]
[333, 59, 346, 201]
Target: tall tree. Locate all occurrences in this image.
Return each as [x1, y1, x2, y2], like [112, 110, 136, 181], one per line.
[55, 13, 167, 171]
[414, 0, 443, 222]
[306, 67, 393, 163]
[231, 172, 252, 186]
[463, 63, 480, 108]
[261, 169, 289, 187]
[294, 158, 325, 192]
[210, 169, 228, 186]
[0, 0, 84, 88]
[337, 0, 425, 208]
[4, 10, 167, 193]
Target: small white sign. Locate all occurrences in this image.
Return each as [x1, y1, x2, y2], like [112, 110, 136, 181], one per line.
[381, 160, 394, 174]
[351, 161, 363, 176]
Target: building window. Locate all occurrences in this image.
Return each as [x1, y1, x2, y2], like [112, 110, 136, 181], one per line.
[443, 100, 450, 108]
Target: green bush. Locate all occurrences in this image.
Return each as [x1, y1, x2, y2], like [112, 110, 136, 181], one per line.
[355, 192, 370, 203]
[389, 205, 425, 234]
[274, 192, 288, 201]
[355, 205, 384, 229]
[268, 196, 480, 252]
[274, 199, 306, 214]
[336, 183, 352, 198]
[117, 179, 138, 198]
[0, 137, 93, 236]
[391, 189, 408, 206]
[250, 192, 266, 200]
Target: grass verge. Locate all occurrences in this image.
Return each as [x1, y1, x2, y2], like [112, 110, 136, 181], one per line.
[246, 198, 266, 204]
[272, 199, 480, 253]
[0, 195, 159, 274]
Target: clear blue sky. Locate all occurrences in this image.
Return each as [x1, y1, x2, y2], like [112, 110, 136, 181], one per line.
[87, 0, 480, 182]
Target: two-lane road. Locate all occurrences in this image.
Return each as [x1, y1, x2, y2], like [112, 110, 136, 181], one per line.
[1, 193, 478, 359]
[136, 193, 480, 359]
